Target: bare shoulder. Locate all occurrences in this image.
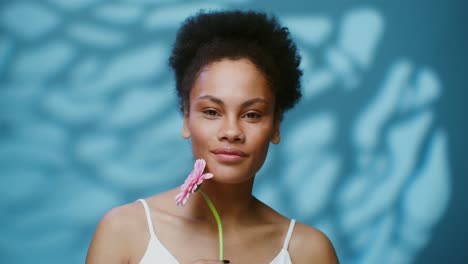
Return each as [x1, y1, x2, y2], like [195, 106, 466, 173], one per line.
[100, 201, 147, 235]
[289, 222, 339, 264]
[85, 201, 148, 264]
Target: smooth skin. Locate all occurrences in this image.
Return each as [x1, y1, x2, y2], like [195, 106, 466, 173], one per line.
[86, 58, 339, 264]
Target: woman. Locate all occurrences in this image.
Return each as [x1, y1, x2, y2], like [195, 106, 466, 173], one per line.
[86, 10, 339, 264]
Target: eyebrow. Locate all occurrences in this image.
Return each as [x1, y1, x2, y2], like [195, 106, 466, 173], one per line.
[196, 95, 270, 108]
[196, 95, 224, 106]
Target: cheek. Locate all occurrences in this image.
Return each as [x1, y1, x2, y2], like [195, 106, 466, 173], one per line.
[249, 127, 273, 157]
[188, 123, 213, 153]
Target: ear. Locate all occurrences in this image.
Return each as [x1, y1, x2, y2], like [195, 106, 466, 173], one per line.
[271, 113, 281, 144]
[271, 130, 280, 144]
[182, 109, 191, 139]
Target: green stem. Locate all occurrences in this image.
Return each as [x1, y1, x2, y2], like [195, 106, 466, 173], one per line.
[199, 189, 224, 261]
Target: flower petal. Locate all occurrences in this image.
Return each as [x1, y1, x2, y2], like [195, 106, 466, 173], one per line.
[174, 159, 214, 206]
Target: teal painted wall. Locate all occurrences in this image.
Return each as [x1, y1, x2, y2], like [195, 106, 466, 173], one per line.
[1, 0, 466, 263]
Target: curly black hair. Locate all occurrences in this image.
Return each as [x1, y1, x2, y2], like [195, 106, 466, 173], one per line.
[169, 10, 302, 116]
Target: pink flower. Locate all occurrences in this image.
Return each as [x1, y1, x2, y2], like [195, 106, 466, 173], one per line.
[175, 159, 214, 206]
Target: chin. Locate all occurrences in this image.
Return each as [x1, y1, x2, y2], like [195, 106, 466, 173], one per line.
[209, 166, 256, 184]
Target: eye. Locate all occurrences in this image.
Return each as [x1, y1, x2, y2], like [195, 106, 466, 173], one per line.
[203, 109, 220, 119]
[244, 111, 262, 120]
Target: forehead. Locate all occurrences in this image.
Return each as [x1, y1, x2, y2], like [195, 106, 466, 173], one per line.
[190, 58, 273, 102]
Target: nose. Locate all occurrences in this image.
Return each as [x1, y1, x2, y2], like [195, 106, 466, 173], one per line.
[217, 116, 245, 143]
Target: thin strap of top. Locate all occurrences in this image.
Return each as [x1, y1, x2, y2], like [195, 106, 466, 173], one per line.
[282, 219, 296, 250]
[138, 199, 155, 236]
[137, 199, 295, 252]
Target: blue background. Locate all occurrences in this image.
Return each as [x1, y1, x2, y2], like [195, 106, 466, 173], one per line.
[1, 0, 467, 263]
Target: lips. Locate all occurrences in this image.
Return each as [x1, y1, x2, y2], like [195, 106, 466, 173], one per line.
[211, 147, 247, 163]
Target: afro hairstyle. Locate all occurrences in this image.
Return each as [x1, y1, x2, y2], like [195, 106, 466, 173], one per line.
[169, 9, 302, 116]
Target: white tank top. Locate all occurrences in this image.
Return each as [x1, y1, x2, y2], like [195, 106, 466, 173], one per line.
[138, 199, 295, 264]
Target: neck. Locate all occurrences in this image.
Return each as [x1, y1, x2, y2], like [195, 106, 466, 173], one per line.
[184, 179, 258, 227]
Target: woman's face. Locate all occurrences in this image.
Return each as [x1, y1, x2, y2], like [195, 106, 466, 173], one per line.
[182, 58, 280, 184]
